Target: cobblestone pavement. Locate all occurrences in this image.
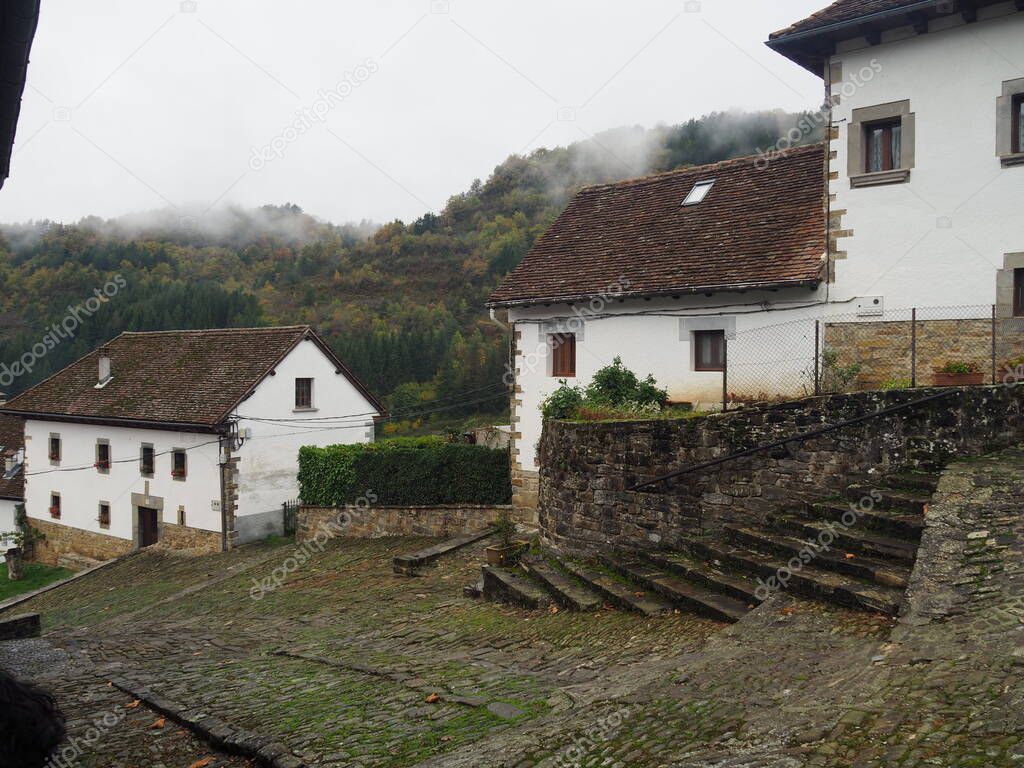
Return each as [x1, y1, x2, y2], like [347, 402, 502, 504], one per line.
[3, 452, 1024, 768]
[0, 638, 255, 768]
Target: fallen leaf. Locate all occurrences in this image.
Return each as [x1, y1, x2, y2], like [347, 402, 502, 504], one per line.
[548, 604, 559, 614]
[188, 758, 214, 768]
[425, 693, 440, 703]
[845, 553, 856, 560]
[634, 591, 646, 598]
[150, 718, 166, 729]
[125, 700, 141, 709]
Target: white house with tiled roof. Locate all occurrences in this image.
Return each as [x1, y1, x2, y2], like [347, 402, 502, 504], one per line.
[489, 0, 1024, 517]
[0, 326, 383, 566]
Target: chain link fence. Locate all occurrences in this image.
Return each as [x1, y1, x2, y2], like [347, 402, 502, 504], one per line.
[724, 304, 1024, 408]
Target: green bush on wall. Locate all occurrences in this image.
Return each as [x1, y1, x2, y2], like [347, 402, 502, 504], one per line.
[298, 436, 512, 506]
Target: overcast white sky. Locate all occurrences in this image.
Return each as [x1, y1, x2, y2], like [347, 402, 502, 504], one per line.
[1, 0, 826, 226]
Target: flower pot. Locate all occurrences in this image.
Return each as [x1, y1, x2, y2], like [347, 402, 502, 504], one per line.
[933, 371, 984, 387]
[5, 547, 23, 581]
[485, 542, 528, 567]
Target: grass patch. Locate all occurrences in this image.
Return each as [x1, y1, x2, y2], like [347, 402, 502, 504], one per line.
[0, 562, 74, 602]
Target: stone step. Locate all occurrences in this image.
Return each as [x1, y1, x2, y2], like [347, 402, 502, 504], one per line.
[723, 525, 911, 589]
[393, 529, 494, 575]
[558, 559, 673, 617]
[883, 471, 941, 492]
[686, 538, 906, 616]
[773, 515, 919, 564]
[641, 549, 763, 605]
[521, 556, 603, 612]
[806, 501, 925, 539]
[599, 554, 750, 623]
[845, 484, 930, 514]
[481, 565, 551, 609]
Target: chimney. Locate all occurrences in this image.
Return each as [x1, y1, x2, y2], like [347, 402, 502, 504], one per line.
[96, 348, 112, 388]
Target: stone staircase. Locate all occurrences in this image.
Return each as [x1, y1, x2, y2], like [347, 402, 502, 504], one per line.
[480, 471, 938, 622]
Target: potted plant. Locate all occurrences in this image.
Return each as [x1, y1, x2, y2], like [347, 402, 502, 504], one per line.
[934, 360, 984, 387]
[485, 511, 528, 567]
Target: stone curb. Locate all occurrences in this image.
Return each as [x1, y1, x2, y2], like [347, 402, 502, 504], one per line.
[108, 676, 305, 768]
[0, 552, 136, 615]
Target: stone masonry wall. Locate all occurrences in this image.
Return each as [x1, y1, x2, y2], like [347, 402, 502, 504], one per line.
[824, 318, 1024, 390]
[28, 519, 133, 566]
[156, 522, 222, 555]
[296, 504, 516, 543]
[539, 386, 1024, 555]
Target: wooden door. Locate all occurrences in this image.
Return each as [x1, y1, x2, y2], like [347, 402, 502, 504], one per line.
[139, 507, 159, 548]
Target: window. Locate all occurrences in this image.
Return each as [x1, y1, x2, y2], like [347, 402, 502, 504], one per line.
[48, 434, 61, 463]
[849, 101, 914, 185]
[49, 493, 60, 519]
[550, 333, 576, 378]
[998, 80, 1024, 165]
[682, 179, 715, 206]
[865, 120, 901, 173]
[177, 506, 186, 527]
[95, 440, 110, 472]
[1015, 94, 1024, 155]
[295, 377, 313, 409]
[1015, 269, 1024, 317]
[694, 330, 725, 372]
[172, 449, 187, 480]
[98, 502, 110, 529]
[140, 444, 155, 477]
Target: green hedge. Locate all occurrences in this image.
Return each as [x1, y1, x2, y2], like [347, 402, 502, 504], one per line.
[298, 436, 512, 506]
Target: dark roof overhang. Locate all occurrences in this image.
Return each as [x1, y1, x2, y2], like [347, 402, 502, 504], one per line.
[486, 276, 823, 310]
[767, 0, 1016, 75]
[0, 0, 41, 188]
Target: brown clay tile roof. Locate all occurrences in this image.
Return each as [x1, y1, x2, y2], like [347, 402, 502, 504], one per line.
[769, 0, 923, 39]
[0, 326, 384, 428]
[0, 414, 24, 500]
[488, 144, 826, 308]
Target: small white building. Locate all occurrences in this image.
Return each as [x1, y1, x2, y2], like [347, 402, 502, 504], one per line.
[0, 414, 25, 549]
[489, 0, 1024, 515]
[0, 326, 384, 565]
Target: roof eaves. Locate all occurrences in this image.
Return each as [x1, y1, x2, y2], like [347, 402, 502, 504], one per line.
[487, 276, 824, 310]
[767, 0, 933, 44]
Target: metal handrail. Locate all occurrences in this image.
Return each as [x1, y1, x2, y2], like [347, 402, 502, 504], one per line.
[630, 388, 962, 492]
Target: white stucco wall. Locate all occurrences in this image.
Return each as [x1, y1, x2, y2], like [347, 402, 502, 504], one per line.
[509, 289, 831, 471]
[231, 337, 375, 520]
[23, 419, 223, 541]
[828, 4, 1024, 308]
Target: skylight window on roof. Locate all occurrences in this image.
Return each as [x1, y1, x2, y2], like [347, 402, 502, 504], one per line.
[682, 179, 715, 206]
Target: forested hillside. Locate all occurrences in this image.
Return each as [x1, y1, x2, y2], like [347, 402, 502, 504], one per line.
[0, 110, 821, 428]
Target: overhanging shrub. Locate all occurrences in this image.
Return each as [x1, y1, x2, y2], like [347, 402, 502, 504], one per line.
[298, 437, 511, 506]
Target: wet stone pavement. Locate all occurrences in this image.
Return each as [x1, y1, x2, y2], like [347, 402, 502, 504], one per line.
[3, 452, 1024, 767]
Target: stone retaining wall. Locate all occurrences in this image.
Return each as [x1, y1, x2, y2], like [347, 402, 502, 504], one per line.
[28, 519, 134, 566]
[157, 522, 222, 554]
[539, 386, 1024, 555]
[296, 504, 516, 543]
